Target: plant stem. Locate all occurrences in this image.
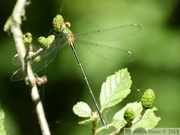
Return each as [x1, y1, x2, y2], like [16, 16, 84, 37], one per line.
[109, 110, 145, 135]
[92, 119, 98, 135]
[27, 62, 51, 135]
[4, 0, 51, 134]
[10, 0, 27, 71]
[96, 123, 113, 133]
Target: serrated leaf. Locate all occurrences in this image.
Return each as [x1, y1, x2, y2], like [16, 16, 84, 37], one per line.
[131, 107, 161, 129]
[100, 68, 132, 110]
[0, 107, 6, 135]
[113, 102, 142, 129]
[73, 102, 92, 118]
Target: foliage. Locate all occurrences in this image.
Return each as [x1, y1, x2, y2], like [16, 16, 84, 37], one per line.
[73, 68, 161, 135]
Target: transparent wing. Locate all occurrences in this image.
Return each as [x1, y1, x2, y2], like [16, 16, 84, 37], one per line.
[76, 40, 134, 62]
[11, 37, 68, 81]
[12, 54, 21, 67]
[11, 24, 141, 81]
[75, 24, 142, 42]
[12, 44, 40, 67]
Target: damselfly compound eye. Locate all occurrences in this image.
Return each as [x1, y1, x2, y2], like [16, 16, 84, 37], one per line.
[65, 22, 71, 28]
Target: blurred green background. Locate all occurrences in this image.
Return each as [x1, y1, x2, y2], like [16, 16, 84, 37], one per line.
[0, 0, 180, 134]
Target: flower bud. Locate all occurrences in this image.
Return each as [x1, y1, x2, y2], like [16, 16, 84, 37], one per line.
[141, 89, 155, 109]
[124, 107, 135, 122]
[23, 32, 32, 46]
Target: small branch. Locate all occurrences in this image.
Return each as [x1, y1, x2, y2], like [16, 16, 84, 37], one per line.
[92, 118, 98, 135]
[132, 112, 143, 125]
[10, 0, 27, 71]
[109, 110, 145, 135]
[28, 62, 50, 135]
[99, 123, 113, 132]
[4, 0, 51, 135]
[27, 47, 44, 60]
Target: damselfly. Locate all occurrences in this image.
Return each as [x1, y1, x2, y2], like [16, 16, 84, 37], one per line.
[11, 15, 142, 126]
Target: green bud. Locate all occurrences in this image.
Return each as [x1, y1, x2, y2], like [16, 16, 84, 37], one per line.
[38, 36, 47, 46]
[46, 35, 55, 45]
[38, 35, 55, 48]
[52, 15, 65, 32]
[141, 89, 155, 109]
[3, 17, 12, 32]
[23, 32, 32, 46]
[34, 56, 41, 62]
[124, 108, 135, 122]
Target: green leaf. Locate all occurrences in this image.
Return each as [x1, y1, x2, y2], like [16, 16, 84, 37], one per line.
[131, 107, 161, 129]
[73, 102, 92, 118]
[113, 102, 142, 129]
[0, 107, 6, 135]
[100, 68, 132, 111]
